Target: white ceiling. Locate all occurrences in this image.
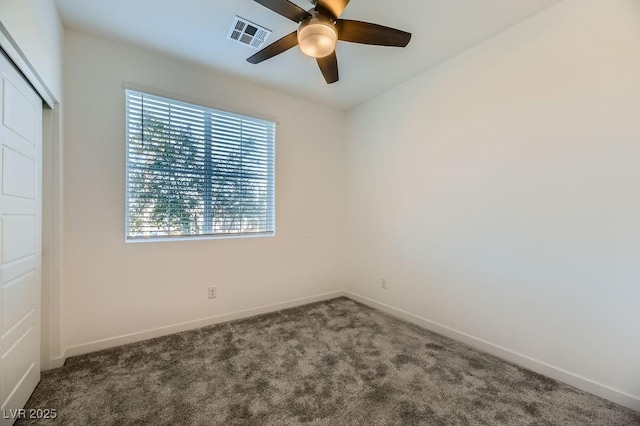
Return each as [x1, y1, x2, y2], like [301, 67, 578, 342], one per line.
[53, 0, 562, 110]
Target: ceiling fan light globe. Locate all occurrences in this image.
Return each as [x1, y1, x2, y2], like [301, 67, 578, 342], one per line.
[297, 19, 338, 58]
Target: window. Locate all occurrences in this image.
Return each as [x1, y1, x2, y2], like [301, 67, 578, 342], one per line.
[125, 90, 275, 241]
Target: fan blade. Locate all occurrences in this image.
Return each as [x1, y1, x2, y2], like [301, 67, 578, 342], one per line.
[315, 0, 350, 19]
[247, 31, 299, 64]
[336, 20, 411, 47]
[253, 0, 311, 23]
[317, 52, 339, 84]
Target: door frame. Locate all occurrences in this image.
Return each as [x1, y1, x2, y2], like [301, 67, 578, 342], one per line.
[0, 23, 64, 371]
[0, 23, 54, 108]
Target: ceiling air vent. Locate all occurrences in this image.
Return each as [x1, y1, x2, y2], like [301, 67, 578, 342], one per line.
[227, 16, 272, 49]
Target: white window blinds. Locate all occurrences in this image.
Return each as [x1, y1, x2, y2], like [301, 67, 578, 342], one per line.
[126, 90, 275, 241]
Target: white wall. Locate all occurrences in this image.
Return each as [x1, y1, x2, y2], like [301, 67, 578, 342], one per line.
[0, 0, 63, 100]
[347, 0, 640, 409]
[63, 30, 347, 350]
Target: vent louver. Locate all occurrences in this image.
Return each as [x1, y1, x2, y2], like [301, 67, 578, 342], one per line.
[227, 16, 272, 50]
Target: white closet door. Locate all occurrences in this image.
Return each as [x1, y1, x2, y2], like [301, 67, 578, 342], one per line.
[0, 50, 42, 425]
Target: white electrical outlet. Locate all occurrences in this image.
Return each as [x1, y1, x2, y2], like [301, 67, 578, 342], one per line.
[208, 286, 217, 299]
[381, 278, 387, 289]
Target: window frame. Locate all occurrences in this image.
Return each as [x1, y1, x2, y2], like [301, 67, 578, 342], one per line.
[124, 89, 276, 243]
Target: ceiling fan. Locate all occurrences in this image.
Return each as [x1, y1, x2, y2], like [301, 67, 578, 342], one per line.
[246, 0, 412, 84]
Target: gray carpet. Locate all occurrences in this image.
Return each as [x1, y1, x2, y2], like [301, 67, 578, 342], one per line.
[20, 297, 640, 425]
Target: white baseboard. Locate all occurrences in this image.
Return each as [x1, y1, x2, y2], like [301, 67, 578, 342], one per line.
[48, 355, 66, 370]
[345, 291, 640, 413]
[49, 289, 640, 413]
[62, 290, 347, 361]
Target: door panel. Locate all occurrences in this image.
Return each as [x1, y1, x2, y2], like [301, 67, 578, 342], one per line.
[1, 325, 37, 404]
[2, 272, 36, 335]
[0, 50, 42, 426]
[2, 148, 36, 199]
[2, 79, 37, 145]
[1, 216, 35, 264]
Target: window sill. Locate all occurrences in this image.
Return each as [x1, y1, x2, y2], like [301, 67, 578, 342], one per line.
[125, 232, 275, 244]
